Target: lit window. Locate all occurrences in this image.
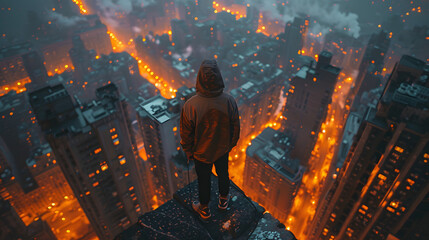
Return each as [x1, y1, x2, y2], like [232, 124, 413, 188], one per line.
[94, 148, 102, 154]
[378, 174, 387, 181]
[394, 146, 404, 153]
[390, 201, 399, 208]
[386, 206, 395, 213]
[101, 164, 108, 171]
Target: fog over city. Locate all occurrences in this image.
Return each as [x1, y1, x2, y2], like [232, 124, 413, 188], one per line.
[0, 0, 428, 239]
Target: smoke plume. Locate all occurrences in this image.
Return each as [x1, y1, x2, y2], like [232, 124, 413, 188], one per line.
[93, 0, 156, 28]
[48, 12, 85, 27]
[97, 0, 155, 14]
[246, 0, 361, 38]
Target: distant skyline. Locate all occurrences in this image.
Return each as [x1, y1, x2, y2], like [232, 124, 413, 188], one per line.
[1, 0, 428, 44]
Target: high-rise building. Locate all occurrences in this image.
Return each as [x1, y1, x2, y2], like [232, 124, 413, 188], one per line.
[246, 6, 259, 32]
[29, 84, 151, 239]
[282, 51, 340, 164]
[171, 19, 189, 50]
[22, 51, 49, 90]
[244, 127, 304, 222]
[69, 35, 94, 81]
[352, 30, 391, 109]
[0, 42, 33, 95]
[310, 55, 429, 239]
[279, 17, 308, 63]
[230, 61, 284, 140]
[0, 91, 40, 192]
[136, 88, 197, 203]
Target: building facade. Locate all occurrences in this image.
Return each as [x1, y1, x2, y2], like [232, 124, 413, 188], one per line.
[30, 84, 151, 239]
[137, 87, 197, 203]
[310, 55, 429, 240]
[282, 51, 340, 165]
[244, 127, 304, 222]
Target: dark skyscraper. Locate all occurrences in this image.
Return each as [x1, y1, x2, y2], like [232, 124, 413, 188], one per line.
[282, 51, 340, 164]
[0, 91, 39, 192]
[30, 84, 150, 239]
[352, 30, 391, 108]
[69, 35, 93, 81]
[280, 17, 308, 63]
[171, 19, 188, 50]
[22, 51, 48, 90]
[246, 6, 259, 32]
[310, 55, 429, 240]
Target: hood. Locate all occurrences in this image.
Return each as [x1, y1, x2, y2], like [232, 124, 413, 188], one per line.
[196, 59, 225, 97]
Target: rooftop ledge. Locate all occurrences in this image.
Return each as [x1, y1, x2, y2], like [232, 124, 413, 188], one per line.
[115, 175, 296, 240]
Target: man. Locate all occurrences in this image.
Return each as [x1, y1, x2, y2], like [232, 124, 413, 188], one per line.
[180, 59, 240, 220]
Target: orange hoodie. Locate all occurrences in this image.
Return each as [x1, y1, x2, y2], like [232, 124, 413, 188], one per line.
[180, 59, 240, 164]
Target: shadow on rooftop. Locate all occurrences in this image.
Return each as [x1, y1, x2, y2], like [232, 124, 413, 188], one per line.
[115, 175, 296, 240]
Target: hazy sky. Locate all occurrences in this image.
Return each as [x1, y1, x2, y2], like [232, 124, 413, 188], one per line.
[0, 0, 427, 46]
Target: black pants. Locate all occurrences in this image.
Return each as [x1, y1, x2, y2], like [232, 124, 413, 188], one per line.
[194, 152, 230, 205]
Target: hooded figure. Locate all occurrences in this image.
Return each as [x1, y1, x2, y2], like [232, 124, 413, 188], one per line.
[180, 59, 240, 220]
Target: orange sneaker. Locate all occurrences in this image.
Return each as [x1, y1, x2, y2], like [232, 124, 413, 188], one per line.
[192, 201, 211, 221]
[218, 194, 229, 210]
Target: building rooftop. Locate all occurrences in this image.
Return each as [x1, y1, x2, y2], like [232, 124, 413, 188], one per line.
[138, 95, 180, 124]
[321, 64, 342, 75]
[392, 83, 429, 108]
[0, 91, 23, 113]
[0, 42, 32, 59]
[294, 65, 309, 79]
[247, 128, 304, 183]
[399, 55, 427, 70]
[30, 83, 122, 136]
[115, 176, 296, 240]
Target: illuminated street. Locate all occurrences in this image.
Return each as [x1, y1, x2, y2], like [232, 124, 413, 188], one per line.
[1, 0, 427, 239]
[287, 75, 354, 238]
[41, 195, 95, 240]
